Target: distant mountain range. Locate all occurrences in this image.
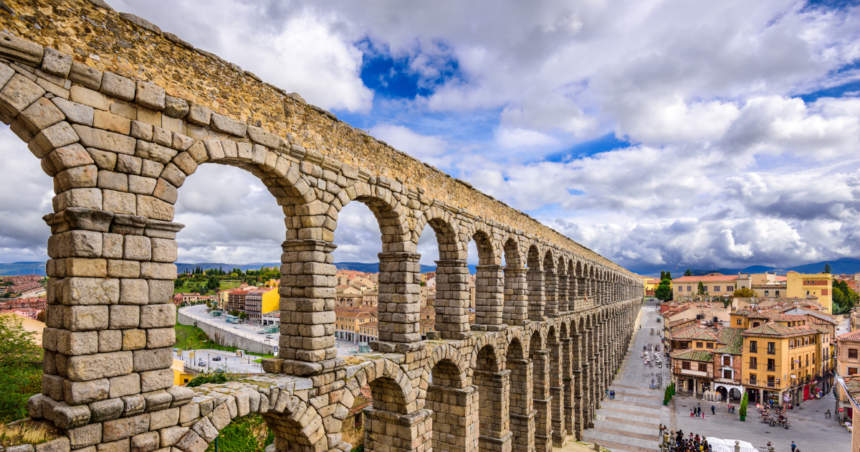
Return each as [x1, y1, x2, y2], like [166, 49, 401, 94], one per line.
[3, 258, 854, 278]
[174, 261, 465, 274]
[640, 257, 860, 278]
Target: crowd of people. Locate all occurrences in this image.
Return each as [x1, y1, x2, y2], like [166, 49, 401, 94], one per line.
[659, 426, 713, 452]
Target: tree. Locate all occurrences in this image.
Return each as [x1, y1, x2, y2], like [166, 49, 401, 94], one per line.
[733, 287, 756, 298]
[35, 310, 46, 322]
[697, 281, 706, 295]
[665, 271, 672, 280]
[823, 262, 832, 274]
[238, 312, 248, 320]
[739, 392, 748, 420]
[684, 269, 693, 276]
[660, 271, 666, 280]
[655, 279, 673, 301]
[0, 315, 43, 421]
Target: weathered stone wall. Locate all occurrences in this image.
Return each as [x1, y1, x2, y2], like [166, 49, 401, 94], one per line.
[0, 2, 647, 452]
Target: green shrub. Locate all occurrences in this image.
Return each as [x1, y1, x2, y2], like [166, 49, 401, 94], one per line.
[204, 414, 273, 452]
[186, 373, 229, 388]
[0, 315, 43, 421]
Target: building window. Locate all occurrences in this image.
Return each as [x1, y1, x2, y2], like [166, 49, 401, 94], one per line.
[750, 374, 757, 385]
[707, 342, 714, 349]
[749, 356, 757, 369]
[767, 342, 776, 354]
[737, 319, 742, 325]
[723, 369, 732, 379]
[722, 356, 731, 366]
[687, 286, 692, 292]
[698, 363, 707, 372]
[682, 362, 691, 370]
[850, 349, 858, 359]
[849, 368, 859, 376]
[765, 290, 769, 296]
[791, 359, 794, 370]
[767, 359, 775, 372]
[750, 341, 757, 353]
[727, 286, 734, 291]
[696, 342, 703, 348]
[767, 376, 775, 388]
[775, 290, 780, 296]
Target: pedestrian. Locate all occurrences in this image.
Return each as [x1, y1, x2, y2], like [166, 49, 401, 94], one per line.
[791, 442, 796, 452]
[711, 404, 715, 415]
[691, 408, 695, 417]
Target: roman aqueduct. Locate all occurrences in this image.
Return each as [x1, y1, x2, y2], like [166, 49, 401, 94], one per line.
[0, 1, 645, 451]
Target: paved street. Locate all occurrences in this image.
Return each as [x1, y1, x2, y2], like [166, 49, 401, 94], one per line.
[580, 299, 852, 452]
[181, 304, 360, 357]
[673, 389, 850, 452]
[583, 299, 669, 452]
[175, 348, 265, 373]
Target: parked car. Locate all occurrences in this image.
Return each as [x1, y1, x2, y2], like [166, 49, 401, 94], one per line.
[266, 335, 273, 339]
[198, 361, 205, 366]
[212, 356, 222, 361]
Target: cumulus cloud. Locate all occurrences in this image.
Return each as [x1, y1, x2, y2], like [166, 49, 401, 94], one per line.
[3, 0, 860, 276]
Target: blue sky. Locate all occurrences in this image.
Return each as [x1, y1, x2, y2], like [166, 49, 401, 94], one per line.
[3, 0, 860, 276]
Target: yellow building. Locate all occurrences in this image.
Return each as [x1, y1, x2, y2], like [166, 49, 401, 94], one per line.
[638, 275, 663, 296]
[262, 287, 279, 314]
[786, 272, 832, 314]
[265, 279, 280, 288]
[741, 322, 822, 405]
[335, 307, 377, 343]
[172, 359, 194, 386]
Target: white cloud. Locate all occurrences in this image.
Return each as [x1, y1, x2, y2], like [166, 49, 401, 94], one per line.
[4, 0, 860, 277]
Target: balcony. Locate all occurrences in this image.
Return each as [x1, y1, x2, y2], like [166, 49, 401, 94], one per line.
[714, 377, 737, 384]
[749, 363, 758, 370]
[767, 381, 776, 388]
[680, 369, 709, 377]
[767, 349, 776, 355]
[767, 366, 776, 372]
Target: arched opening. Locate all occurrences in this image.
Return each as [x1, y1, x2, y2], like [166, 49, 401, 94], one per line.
[547, 325, 566, 445]
[332, 196, 412, 350]
[530, 329, 551, 450]
[471, 230, 504, 331]
[543, 251, 558, 316]
[527, 246, 544, 321]
[474, 344, 510, 452]
[418, 214, 469, 340]
[429, 358, 477, 452]
[506, 338, 533, 451]
[503, 238, 527, 326]
[565, 260, 576, 312]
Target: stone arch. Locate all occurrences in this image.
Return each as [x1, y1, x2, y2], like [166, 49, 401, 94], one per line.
[424, 344, 470, 388]
[414, 206, 463, 259]
[527, 244, 545, 321]
[472, 225, 505, 330]
[338, 187, 412, 251]
[350, 359, 417, 414]
[470, 334, 504, 371]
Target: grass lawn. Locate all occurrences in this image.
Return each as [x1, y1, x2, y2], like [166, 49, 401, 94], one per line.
[173, 323, 276, 359]
[173, 280, 243, 295]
